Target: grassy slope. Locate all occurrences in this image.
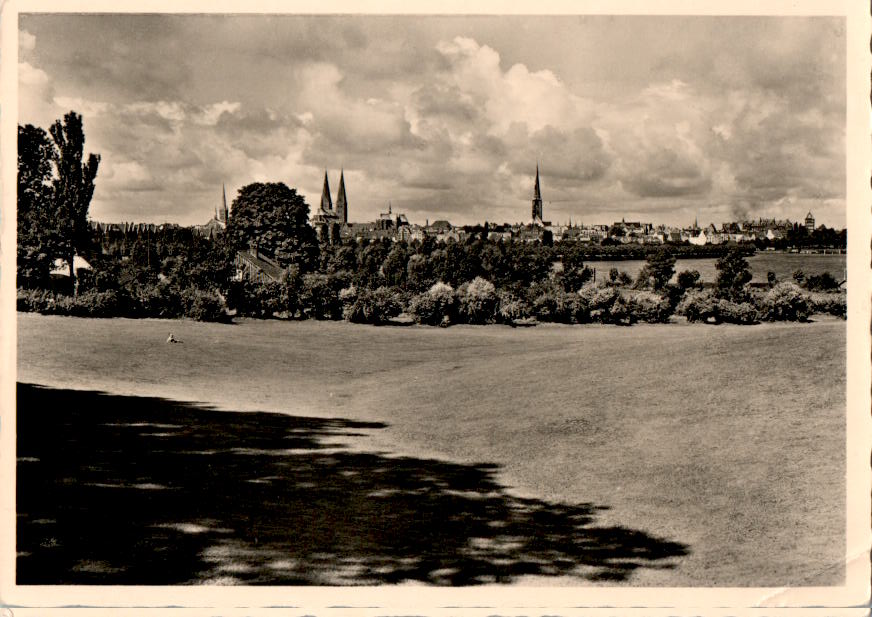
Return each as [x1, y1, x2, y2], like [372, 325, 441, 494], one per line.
[16, 313, 846, 586]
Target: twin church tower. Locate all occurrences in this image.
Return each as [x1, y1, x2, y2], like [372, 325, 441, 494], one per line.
[316, 170, 348, 225]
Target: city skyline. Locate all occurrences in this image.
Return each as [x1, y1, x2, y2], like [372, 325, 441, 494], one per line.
[19, 15, 846, 228]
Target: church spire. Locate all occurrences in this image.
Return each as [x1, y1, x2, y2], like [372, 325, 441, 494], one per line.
[335, 169, 348, 225]
[532, 164, 543, 224]
[320, 171, 333, 213]
[534, 163, 542, 201]
[220, 183, 229, 224]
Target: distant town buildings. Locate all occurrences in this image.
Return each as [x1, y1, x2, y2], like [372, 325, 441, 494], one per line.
[90, 167, 827, 282]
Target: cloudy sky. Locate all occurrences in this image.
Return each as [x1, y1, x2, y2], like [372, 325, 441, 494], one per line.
[19, 14, 845, 227]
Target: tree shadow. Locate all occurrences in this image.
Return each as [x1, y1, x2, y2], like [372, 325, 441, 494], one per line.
[17, 383, 689, 585]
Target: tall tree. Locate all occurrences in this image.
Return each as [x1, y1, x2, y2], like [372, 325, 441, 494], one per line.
[50, 111, 101, 289]
[715, 247, 752, 301]
[636, 247, 676, 291]
[17, 124, 56, 287]
[226, 182, 319, 271]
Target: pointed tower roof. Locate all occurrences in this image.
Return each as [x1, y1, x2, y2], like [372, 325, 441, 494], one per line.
[336, 170, 347, 206]
[320, 171, 333, 212]
[534, 164, 542, 202]
[219, 183, 229, 223]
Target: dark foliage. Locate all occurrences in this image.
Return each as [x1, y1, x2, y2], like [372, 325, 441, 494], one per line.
[225, 182, 319, 272]
[676, 269, 702, 291]
[802, 271, 840, 292]
[714, 248, 752, 302]
[635, 248, 676, 291]
[341, 286, 404, 325]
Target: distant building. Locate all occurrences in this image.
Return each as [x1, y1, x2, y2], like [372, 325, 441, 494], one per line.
[311, 170, 347, 243]
[532, 164, 544, 225]
[805, 211, 815, 234]
[194, 184, 230, 239]
[530, 165, 551, 227]
[233, 247, 284, 284]
[427, 220, 453, 234]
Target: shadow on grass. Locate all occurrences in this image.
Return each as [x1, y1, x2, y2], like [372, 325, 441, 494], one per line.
[17, 382, 688, 585]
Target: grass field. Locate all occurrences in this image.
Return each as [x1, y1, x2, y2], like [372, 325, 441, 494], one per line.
[16, 313, 846, 586]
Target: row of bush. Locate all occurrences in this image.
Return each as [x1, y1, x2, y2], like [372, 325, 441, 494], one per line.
[17, 285, 229, 322]
[676, 282, 846, 324]
[227, 275, 844, 326]
[18, 277, 845, 326]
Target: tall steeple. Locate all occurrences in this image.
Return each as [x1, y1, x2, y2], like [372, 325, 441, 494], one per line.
[320, 171, 333, 213]
[219, 183, 229, 225]
[532, 164, 543, 223]
[335, 169, 348, 224]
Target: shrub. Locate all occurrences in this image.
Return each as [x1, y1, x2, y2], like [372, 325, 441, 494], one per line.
[759, 282, 811, 322]
[299, 274, 343, 320]
[605, 295, 635, 325]
[70, 289, 122, 318]
[496, 290, 532, 324]
[341, 286, 402, 324]
[457, 277, 498, 324]
[579, 283, 619, 322]
[677, 289, 759, 325]
[803, 272, 840, 292]
[533, 288, 588, 324]
[717, 299, 758, 324]
[128, 283, 182, 318]
[676, 290, 720, 323]
[408, 282, 456, 326]
[808, 292, 846, 319]
[181, 287, 228, 322]
[17, 288, 54, 313]
[623, 290, 672, 323]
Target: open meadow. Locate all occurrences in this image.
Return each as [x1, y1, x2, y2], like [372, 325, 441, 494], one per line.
[16, 312, 846, 586]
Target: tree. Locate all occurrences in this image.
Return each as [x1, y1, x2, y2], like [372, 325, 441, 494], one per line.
[50, 111, 101, 290]
[786, 223, 809, 248]
[381, 242, 411, 287]
[560, 243, 592, 292]
[635, 247, 676, 290]
[714, 247, 752, 301]
[225, 182, 319, 271]
[17, 124, 56, 287]
[676, 269, 701, 291]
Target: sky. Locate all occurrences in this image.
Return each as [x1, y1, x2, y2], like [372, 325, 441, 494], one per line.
[18, 14, 846, 228]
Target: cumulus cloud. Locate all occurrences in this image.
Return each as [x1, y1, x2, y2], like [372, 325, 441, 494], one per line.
[17, 14, 846, 227]
[19, 61, 49, 87]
